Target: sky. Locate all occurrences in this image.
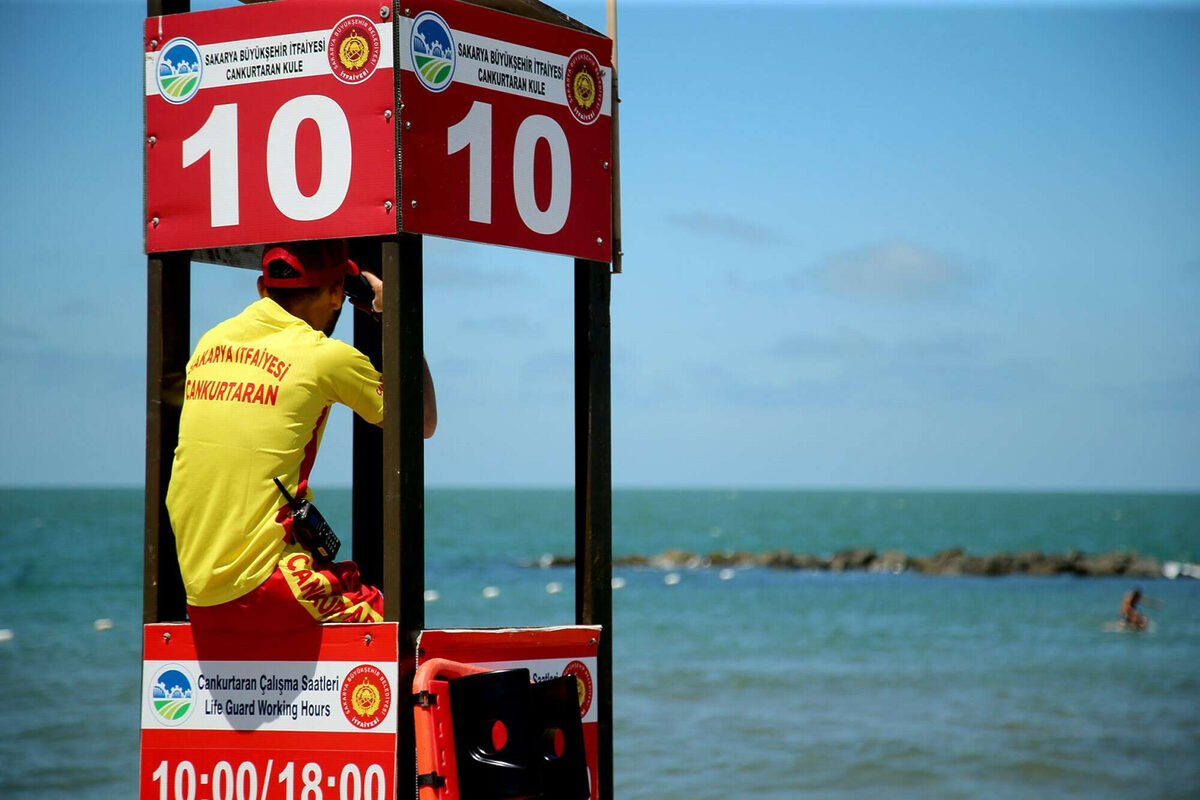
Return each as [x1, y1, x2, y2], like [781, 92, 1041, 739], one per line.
[1, 0, 1198, 491]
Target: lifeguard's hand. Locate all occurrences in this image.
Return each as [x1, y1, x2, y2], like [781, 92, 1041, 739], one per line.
[362, 270, 383, 314]
[347, 271, 383, 317]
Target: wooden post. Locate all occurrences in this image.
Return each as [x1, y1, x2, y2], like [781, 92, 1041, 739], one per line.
[143, 253, 190, 624]
[575, 258, 613, 799]
[607, 0, 622, 274]
[381, 234, 426, 795]
[144, 0, 192, 626]
[351, 242, 384, 589]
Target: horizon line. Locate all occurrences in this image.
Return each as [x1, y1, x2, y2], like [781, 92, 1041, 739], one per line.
[2, 483, 1198, 495]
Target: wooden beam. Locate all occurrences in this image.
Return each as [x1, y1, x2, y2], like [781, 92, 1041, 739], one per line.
[381, 235, 425, 628]
[381, 234, 425, 797]
[575, 258, 613, 799]
[351, 242, 385, 590]
[607, 1, 622, 274]
[144, 253, 190, 624]
[148, 0, 188, 17]
[145, 0, 190, 628]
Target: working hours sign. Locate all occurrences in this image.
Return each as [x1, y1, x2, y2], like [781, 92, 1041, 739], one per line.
[140, 623, 398, 800]
[145, 0, 614, 261]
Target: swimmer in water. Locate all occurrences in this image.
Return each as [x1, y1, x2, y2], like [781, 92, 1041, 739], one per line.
[1119, 588, 1149, 631]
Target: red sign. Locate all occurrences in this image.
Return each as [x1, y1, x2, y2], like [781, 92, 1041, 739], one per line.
[144, 0, 614, 262]
[144, 1, 397, 252]
[416, 626, 603, 798]
[140, 623, 398, 800]
[398, 2, 614, 261]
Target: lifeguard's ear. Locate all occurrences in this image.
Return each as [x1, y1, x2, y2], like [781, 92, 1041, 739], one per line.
[257, 276, 268, 298]
[327, 278, 346, 308]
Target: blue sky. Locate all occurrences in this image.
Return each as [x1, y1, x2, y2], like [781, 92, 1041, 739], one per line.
[1, 0, 1197, 490]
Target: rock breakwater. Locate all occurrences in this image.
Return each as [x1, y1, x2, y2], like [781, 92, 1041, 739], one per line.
[538, 548, 1177, 578]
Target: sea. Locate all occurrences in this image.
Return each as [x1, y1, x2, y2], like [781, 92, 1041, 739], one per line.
[1, 488, 1198, 799]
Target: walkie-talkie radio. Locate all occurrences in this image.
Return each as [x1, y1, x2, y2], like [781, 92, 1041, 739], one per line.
[273, 478, 341, 563]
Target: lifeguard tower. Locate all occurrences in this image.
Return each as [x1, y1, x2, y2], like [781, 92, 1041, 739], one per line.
[140, 1, 619, 797]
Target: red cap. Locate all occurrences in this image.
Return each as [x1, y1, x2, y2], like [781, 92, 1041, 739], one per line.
[261, 240, 360, 288]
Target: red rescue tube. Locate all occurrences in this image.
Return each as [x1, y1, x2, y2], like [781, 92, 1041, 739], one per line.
[415, 657, 493, 688]
[413, 659, 492, 800]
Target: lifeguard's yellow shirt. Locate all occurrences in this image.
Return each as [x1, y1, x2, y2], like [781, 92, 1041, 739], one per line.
[166, 298, 383, 607]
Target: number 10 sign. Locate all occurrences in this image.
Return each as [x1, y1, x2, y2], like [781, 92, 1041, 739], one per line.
[145, 0, 614, 262]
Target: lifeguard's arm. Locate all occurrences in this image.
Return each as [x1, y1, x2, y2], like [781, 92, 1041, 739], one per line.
[422, 356, 437, 438]
[360, 271, 437, 438]
[373, 356, 436, 437]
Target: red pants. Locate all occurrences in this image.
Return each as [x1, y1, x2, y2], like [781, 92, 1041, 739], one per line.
[188, 546, 384, 631]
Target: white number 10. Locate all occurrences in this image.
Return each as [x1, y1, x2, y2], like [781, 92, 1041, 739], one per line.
[183, 103, 238, 227]
[182, 96, 352, 227]
[447, 100, 572, 235]
[180, 96, 574, 235]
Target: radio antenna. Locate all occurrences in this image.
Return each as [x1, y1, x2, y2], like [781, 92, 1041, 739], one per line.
[273, 477, 301, 511]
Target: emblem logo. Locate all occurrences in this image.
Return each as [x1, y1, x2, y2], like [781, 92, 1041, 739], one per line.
[341, 665, 392, 729]
[328, 15, 381, 84]
[149, 665, 195, 726]
[410, 11, 455, 92]
[156, 38, 203, 104]
[562, 660, 593, 717]
[564, 49, 603, 125]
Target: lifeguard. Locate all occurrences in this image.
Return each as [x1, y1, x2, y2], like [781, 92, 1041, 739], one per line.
[166, 239, 436, 630]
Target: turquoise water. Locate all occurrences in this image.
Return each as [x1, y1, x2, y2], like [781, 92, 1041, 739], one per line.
[0, 488, 1198, 798]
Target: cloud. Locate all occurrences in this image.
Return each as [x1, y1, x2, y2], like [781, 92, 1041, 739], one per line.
[2, 345, 142, 391]
[1, 345, 145, 485]
[1103, 358, 1200, 414]
[666, 212, 786, 245]
[686, 364, 853, 410]
[460, 315, 541, 337]
[422, 237, 560, 290]
[0, 319, 41, 346]
[692, 328, 1051, 410]
[769, 330, 885, 360]
[429, 354, 478, 378]
[798, 239, 974, 301]
[426, 264, 531, 289]
[1130, 375, 1200, 413]
[770, 329, 983, 364]
[47, 298, 107, 318]
[702, 354, 1049, 411]
[521, 350, 573, 382]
